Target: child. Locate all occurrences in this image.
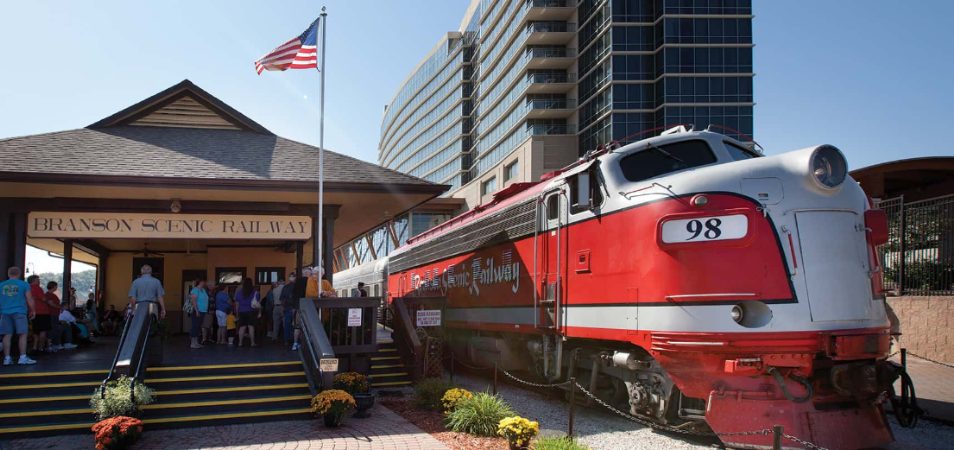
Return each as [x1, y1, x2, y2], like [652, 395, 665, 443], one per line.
[226, 312, 237, 346]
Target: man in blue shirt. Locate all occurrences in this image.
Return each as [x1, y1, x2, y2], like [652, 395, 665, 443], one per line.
[1, 266, 37, 365]
[128, 265, 167, 320]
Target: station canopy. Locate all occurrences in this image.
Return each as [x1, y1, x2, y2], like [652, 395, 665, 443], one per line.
[0, 79, 447, 256]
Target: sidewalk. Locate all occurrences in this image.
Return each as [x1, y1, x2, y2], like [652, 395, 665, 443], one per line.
[0, 404, 448, 450]
[893, 353, 954, 423]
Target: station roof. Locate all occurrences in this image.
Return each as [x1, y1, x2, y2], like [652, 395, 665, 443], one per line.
[0, 79, 441, 192]
[0, 80, 448, 249]
[851, 156, 954, 202]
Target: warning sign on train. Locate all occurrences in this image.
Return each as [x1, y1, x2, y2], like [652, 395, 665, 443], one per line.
[416, 310, 442, 327]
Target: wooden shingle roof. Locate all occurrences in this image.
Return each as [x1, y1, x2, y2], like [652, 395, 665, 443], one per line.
[0, 80, 443, 192]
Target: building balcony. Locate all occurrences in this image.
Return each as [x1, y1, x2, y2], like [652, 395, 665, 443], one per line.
[525, 21, 576, 45]
[527, 123, 577, 136]
[526, 98, 576, 119]
[526, 71, 576, 94]
[525, 0, 575, 21]
[525, 47, 576, 70]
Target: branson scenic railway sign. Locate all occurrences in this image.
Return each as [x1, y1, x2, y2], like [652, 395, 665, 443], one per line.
[28, 212, 312, 240]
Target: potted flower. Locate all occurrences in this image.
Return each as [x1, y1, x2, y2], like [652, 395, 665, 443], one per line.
[311, 389, 356, 427]
[92, 416, 143, 450]
[441, 387, 473, 412]
[333, 372, 374, 418]
[498, 416, 539, 450]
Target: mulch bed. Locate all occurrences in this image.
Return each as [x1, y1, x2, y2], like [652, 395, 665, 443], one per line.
[379, 397, 508, 450]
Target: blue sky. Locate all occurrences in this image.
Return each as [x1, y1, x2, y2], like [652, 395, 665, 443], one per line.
[1, 0, 952, 171]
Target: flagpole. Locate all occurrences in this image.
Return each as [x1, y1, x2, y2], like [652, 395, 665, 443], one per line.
[317, 6, 327, 278]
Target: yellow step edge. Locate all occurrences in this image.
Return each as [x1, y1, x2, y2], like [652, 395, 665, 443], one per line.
[370, 356, 400, 361]
[0, 394, 89, 404]
[141, 395, 310, 410]
[0, 369, 106, 379]
[370, 364, 403, 369]
[141, 407, 312, 425]
[371, 381, 412, 387]
[0, 381, 98, 391]
[146, 360, 301, 372]
[370, 372, 409, 378]
[0, 408, 91, 419]
[0, 422, 92, 435]
[156, 383, 308, 396]
[378, 348, 396, 352]
[146, 371, 304, 383]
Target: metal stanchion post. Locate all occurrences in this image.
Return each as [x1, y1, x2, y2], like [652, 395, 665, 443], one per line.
[568, 376, 576, 437]
[772, 425, 783, 450]
[493, 362, 498, 395]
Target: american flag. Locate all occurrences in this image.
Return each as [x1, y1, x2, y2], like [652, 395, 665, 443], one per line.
[255, 17, 320, 75]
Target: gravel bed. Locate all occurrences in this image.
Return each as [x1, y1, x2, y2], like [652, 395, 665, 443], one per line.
[449, 372, 954, 450]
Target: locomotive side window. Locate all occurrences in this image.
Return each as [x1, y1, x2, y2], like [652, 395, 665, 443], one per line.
[568, 167, 604, 214]
[724, 141, 760, 161]
[546, 194, 560, 220]
[619, 139, 717, 182]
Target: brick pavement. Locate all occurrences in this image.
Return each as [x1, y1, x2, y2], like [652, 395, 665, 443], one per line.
[0, 404, 448, 450]
[895, 354, 954, 423]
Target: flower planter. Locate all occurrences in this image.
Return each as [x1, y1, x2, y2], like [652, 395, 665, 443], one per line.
[508, 444, 529, 450]
[323, 411, 345, 427]
[352, 392, 375, 418]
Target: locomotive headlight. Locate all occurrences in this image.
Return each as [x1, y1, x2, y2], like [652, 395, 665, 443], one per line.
[730, 304, 744, 323]
[809, 145, 847, 189]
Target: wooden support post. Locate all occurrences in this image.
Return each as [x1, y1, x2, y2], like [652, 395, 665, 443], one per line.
[772, 425, 783, 450]
[63, 239, 73, 308]
[568, 376, 576, 437]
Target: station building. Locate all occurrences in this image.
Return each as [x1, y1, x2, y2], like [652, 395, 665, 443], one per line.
[0, 79, 447, 333]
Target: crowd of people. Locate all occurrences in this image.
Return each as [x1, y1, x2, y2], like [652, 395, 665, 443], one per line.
[179, 265, 338, 352]
[1, 266, 102, 366]
[1, 263, 347, 367]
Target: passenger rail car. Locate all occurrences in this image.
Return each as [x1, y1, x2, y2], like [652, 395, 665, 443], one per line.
[338, 127, 899, 449]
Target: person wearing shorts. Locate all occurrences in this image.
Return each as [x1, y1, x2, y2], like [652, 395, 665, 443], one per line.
[213, 285, 231, 345]
[1, 267, 37, 366]
[233, 277, 261, 347]
[28, 276, 51, 354]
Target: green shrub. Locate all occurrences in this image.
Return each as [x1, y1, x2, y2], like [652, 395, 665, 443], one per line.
[533, 436, 590, 450]
[445, 392, 515, 436]
[413, 377, 452, 410]
[90, 376, 155, 420]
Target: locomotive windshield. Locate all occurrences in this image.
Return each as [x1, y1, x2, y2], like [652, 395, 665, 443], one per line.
[619, 139, 717, 182]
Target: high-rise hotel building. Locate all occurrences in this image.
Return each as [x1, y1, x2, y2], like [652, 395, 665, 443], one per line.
[379, 0, 753, 207]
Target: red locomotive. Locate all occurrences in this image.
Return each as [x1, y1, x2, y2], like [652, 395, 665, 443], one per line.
[339, 127, 903, 449]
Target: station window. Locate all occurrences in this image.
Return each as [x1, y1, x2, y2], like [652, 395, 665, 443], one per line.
[504, 160, 520, 182]
[255, 267, 286, 285]
[216, 267, 245, 285]
[481, 176, 497, 197]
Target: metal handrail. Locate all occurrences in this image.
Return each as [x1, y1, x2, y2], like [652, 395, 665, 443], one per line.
[129, 315, 154, 404]
[99, 310, 135, 398]
[297, 297, 337, 394]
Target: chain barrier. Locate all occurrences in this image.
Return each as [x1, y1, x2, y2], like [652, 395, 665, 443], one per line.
[783, 433, 830, 450]
[907, 352, 954, 370]
[501, 368, 572, 389]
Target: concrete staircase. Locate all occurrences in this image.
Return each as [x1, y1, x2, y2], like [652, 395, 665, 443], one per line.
[0, 360, 312, 438]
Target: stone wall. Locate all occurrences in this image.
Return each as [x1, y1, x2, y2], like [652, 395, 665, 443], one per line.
[887, 296, 954, 364]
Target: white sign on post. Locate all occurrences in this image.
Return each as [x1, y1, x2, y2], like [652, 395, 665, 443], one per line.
[319, 358, 339, 372]
[416, 309, 442, 327]
[347, 308, 362, 327]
